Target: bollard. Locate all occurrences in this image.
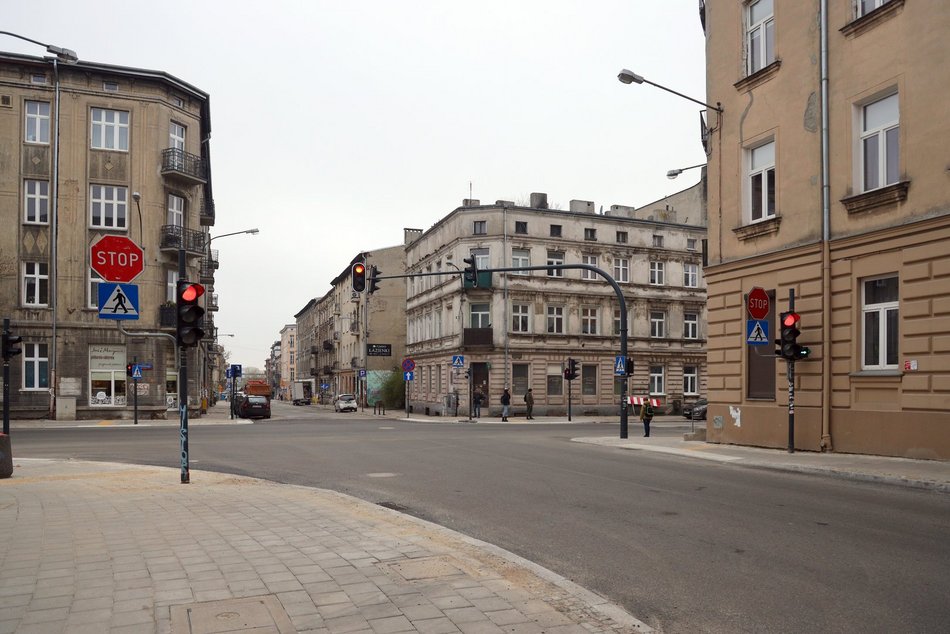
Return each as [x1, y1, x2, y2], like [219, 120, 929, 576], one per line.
[374, 401, 386, 415]
[0, 434, 12, 479]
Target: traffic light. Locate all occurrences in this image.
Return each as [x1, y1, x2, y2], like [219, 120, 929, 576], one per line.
[463, 256, 478, 287]
[352, 262, 366, 292]
[176, 280, 205, 347]
[126, 362, 135, 377]
[368, 265, 381, 294]
[776, 311, 810, 361]
[624, 357, 634, 376]
[2, 323, 22, 360]
[564, 357, 578, 380]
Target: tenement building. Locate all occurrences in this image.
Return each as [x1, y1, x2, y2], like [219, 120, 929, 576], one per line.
[0, 50, 218, 419]
[702, 1, 950, 458]
[404, 192, 707, 417]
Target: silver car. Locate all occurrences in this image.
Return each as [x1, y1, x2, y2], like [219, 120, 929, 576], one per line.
[334, 394, 358, 412]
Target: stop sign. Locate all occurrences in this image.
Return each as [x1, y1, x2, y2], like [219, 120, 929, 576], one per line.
[747, 287, 770, 319]
[91, 235, 145, 283]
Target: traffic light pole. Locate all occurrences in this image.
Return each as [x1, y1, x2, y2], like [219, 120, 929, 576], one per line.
[787, 288, 795, 454]
[2, 319, 10, 436]
[179, 248, 190, 484]
[133, 355, 138, 426]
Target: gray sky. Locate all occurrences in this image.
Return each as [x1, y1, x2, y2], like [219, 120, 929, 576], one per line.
[4, 1, 707, 370]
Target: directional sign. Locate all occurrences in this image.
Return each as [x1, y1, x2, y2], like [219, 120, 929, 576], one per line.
[320, 383, 330, 390]
[451, 355, 465, 368]
[98, 283, 139, 320]
[404, 371, 414, 381]
[90, 235, 145, 283]
[131, 365, 143, 380]
[747, 319, 769, 345]
[402, 358, 415, 372]
[747, 287, 770, 320]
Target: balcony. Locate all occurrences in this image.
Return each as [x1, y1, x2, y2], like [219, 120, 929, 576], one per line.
[208, 293, 219, 312]
[463, 327, 493, 347]
[199, 197, 215, 226]
[160, 225, 206, 255]
[463, 271, 493, 290]
[199, 249, 219, 283]
[323, 365, 333, 375]
[322, 340, 334, 351]
[161, 148, 207, 185]
[159, 304, 176, 328]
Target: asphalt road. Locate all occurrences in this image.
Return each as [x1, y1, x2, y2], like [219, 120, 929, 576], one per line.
[9, 404, 950, 633]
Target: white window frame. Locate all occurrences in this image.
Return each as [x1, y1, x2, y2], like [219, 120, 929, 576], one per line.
[169, 121, 186, 150]
[90, 108, 129, 151]
[687, 238, 698, 251]
[470, 303, 490, 329]
[862, 276, 899, 370]
[546, 305, 564, 334]
[166, 269, 179, 303]
[858, 0, 892, 18]
[512, 249, 530, 275]
[25, 179, 50, 224]
[748, 140, 776, 222]
[614, 257, 630, 283]
[582, 254, 597, 280]
[581, 307, 598, 335]
[614, 309, 623, 335]
[747, 0, 775, 75]
[89, 268, 104, 310]
[684, 313, 699, 340]
[547, 251, 564, 277]
[684, 263, 699, 288]
[23, 261, 49, 307]
[683, 366, 698, 395]
[859, 92, 899, 193]
[650, 311, 666, 338]
[25, 101, 50, 144]
[512, 304, 530, 333]
[23, 343, 49, 390]
[167, 193, 185, 227]
[90, 185, 128, 229]
[649, 365, 666, 395]
[649, 261, 665, 286]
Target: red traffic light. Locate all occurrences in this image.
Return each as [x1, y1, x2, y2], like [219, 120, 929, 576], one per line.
[180, 283, 205, 302]
[353, 263, 366, 276]
[782, 312, 800, 328]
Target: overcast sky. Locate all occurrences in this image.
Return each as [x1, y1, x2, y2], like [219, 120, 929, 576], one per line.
[4, 1, 708, 370]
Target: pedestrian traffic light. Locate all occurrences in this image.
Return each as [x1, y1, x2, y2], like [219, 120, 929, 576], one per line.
[624, 357, 634, 376]
[126, 362, 135, 377]
[565, 357, 578, 380]
[176, 280, 205, 347]
[352, 262, 366, 292]
[2, 322, 22, 361]
[368, 265, 381, 294]
[776, 311, 810, 361]
[463, 256, 478, 287]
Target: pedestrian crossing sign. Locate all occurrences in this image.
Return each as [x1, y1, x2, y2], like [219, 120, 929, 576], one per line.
[746, 319, 769, 345]
[98, 283, 139, 320]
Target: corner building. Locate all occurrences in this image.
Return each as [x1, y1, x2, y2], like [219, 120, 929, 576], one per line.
[703, 1, 950, 458]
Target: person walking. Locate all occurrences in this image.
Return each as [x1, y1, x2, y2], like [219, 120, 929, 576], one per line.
[473, 388, 483, 418]
[524, 388, 535, 420]
[500, 387, 511, 422]
[639, 396, 654, 437]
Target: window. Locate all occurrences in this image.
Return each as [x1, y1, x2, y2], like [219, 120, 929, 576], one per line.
[749, 141, 776, 222]
[170, 121, 186, 150]
[90, 185, 128, 229]
[747, 0, 774, 74]
[683, 366, 698, 395]
[550, 224, 562, 237]
[649, 365, 665, 395]
[166, 269, 179, 303]
[25, 101, 50, 144]
[512, 364, 529, 396]
[650, 261, 665, 285]
[470, 303, 490, 329]
[547, 251, 564, 277]
[613, 309, 623, 335]
[684, 313, 699, 339]
[23, 262, 49, 306]
[515, 221, 527, 234]
[652, 234, 664, 248]
[862, 276, 898, 369]
[684, 263, 699, 288]
[23, 343, 49, 390]
[687, 238, 698, 251]
[581, 364, 597, 396]
[512, 249, 530, 275]
[581, 307, 598, 335]
[614, 257, 630, 283]
[24, 180, 49, 224]
[89, 268, 104, 309]
[473, 220, 487, 235]
[546, 306, 564, 334]
[172, 96, 184, 108]
[90, 108, 129, 150]
[650, 311, 666, 338]
[167, 193, 184, 227]
[472, 248, 490, 271]
[547, 364, 563, 396]
[858, 0, 893, 17]
[860, 93, 899, 192]
[584, 228, 597, 241]
[616, 231, 628, 244]
[582, 254, 597, 280]
[512, 304, 530, 333]
[31, 74, 47, 85]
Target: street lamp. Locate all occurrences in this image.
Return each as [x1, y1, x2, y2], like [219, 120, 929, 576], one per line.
[667, 163, 707, 179]
[617, 69, 722, 114]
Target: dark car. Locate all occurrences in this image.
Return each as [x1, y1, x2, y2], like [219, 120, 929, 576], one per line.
[239, 395, 271, 419]
[683, 398, 707, 419]
[691, 399, 708, 421]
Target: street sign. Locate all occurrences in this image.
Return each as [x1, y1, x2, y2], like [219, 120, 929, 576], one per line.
[320, 383, 330, 390]
[226, 367, 232, 379]
[97, 283, 139, 320]
[747, 287, 770, 320]
[404, 371, 414, 381]
[451, 355, 465, 368]
[614, 356, 626, 376]
[358, 369, 366, 378]
[402, 358, 415, 372]
[131, 365, 143, 380]
[90, 235, 145, 283]
[231, 364, 242, 377]
[747, 319, 769, 345]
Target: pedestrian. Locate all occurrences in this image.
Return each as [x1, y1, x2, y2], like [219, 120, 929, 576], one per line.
[473, 388, 483, 418]
[500, 387, 511, 422]
[524, 388, 534, 420]
[640, 396, 654, 437]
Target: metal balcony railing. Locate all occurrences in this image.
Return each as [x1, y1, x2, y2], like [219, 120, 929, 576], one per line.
[199, 249, 219, 282]
[161, 147, 207, 184]
[200, 197, 215, 226]
[159, 305, 176, 328]
[208, 293, 219, 311]
[462, 327, 493, 347]
[160, 225, 206, 255]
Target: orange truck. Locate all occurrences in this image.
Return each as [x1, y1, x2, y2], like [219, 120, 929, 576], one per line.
[243, 379, 271, 400]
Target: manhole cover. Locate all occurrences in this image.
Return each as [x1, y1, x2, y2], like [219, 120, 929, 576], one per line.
[170, 596, 294, 633]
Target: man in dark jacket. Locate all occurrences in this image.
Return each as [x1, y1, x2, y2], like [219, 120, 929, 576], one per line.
[524, 388, 535, 419]
[500, 387, 511, 422]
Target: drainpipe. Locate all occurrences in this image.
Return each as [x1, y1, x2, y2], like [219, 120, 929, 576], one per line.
[502, 205, 510, 387]
[820, 0, 833, 451]
[49, 57, 61, 418]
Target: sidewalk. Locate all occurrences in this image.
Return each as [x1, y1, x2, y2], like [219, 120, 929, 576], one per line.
[0, 459, 650, 634]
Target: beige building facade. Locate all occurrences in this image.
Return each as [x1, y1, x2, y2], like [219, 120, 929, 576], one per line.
[703, 1, 950, 458]
[278, 324, 296, 398]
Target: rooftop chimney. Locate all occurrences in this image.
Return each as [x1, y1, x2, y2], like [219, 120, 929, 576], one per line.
[530, 192, 548, 209]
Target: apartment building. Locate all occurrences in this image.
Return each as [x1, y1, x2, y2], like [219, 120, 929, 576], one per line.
[703, 1, 950, 458]
[0, 50, 218, 419]
[404, 193, 707, 417]
[277, 324, 296, 399]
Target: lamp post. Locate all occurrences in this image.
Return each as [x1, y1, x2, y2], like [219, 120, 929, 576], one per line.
[617, 69, 722, 114]
[2, 32, 77, 419]
[667, 163, 706, 180]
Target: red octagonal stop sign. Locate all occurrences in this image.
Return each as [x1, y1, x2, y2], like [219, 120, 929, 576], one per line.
[91, 235, 145, 283]
[747, 286, 770, 320]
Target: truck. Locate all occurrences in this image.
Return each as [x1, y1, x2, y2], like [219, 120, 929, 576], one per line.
[243, 379, 271, 399]
[292, 379, 314, 406]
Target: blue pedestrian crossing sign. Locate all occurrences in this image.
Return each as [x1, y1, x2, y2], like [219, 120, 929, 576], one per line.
[131, 365, 143, 380]
[451, 355, 465, 368]
[98, 283, 139, 320]
[747, 319, 769, 345]
[614, 356, 626, 376]
[404, 371, 414, 381]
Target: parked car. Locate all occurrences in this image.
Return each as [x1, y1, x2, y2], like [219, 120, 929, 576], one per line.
[683, 398, 707, 419]
[334, 394, 358, 412]
[691, 399, 708, 421]
[239, 395, 271, 419]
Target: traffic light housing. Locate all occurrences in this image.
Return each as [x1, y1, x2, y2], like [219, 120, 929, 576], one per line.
[126, 362, 135, 377]
[2, 324, 22, 360]
[352, 262, 366, 292]
[776, 311, 810, 361]
[368, 265, 381, 294]
[463, 256, 478, 287]
[176, 280, 205, 347]
[564, 357, 579, 380]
